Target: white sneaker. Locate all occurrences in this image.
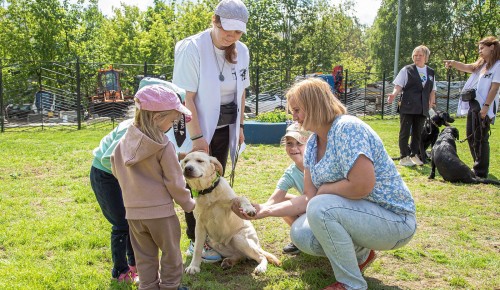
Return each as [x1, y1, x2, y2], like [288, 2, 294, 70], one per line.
[399, 156, 415, 166]
[410, 155, 424, 166]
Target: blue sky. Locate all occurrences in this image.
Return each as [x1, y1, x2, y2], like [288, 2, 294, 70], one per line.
[97, 0, 382, 26]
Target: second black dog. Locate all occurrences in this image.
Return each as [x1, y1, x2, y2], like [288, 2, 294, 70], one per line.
[418, 110, 454, 163]
[429, 126, 499, 185]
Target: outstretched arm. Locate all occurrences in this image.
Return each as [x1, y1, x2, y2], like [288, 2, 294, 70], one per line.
[443, 60, 475, 74]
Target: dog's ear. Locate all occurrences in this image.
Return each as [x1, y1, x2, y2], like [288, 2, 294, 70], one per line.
[209, 156, 224, 176]
[447, 113, 455, 123]
[452, 127, 459, 139]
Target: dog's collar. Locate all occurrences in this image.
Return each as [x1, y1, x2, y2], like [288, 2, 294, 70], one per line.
[192, 174, 220, 197]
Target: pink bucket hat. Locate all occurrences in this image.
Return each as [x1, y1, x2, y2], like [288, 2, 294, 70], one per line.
[135, 85, 192, 122]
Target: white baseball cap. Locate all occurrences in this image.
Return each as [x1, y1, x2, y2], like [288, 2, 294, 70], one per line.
[215, 0, 249, 33]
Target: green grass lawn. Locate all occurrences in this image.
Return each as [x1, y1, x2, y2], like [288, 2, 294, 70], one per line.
[0, 117, 498, 289]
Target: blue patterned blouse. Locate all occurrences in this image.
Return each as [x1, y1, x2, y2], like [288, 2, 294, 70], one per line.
[304, 115, 415, 214]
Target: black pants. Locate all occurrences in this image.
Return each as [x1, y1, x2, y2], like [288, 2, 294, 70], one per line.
[90, 166, 135, 277]
[466, 100, 491, 178]
[185, 126, 230, 241]
[399, 113, 426, 158]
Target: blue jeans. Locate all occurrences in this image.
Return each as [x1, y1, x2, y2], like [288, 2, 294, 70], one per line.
[90, 166, 135, 278]
[290, 194, 416, 290]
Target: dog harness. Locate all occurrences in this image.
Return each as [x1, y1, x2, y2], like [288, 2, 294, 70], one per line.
[191, 174, 221, 197]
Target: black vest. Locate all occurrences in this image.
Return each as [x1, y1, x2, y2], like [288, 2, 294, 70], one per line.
[400, 64, 435, 117]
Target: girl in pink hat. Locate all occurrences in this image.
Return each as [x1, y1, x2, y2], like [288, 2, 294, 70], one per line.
[111, 85, 195, 290]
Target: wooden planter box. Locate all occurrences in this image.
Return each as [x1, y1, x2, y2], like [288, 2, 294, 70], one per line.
[244, 120, 287, 144]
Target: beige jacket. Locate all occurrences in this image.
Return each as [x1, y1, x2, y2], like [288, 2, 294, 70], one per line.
[111, 125, 195, 220]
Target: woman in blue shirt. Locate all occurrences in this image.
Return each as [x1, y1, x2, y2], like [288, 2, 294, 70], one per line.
[233, 78, 416, 290]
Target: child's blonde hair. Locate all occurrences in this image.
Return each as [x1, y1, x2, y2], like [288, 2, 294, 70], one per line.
[134, 102, 179, 144]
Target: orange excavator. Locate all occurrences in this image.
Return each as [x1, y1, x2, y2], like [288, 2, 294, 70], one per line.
[88, 66, 134, 118]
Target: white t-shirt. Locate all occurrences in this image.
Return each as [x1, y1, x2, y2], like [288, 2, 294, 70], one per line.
[458, 60, 500, 119]
[172, 35, 238, 105]
[393, 65, 437, 91]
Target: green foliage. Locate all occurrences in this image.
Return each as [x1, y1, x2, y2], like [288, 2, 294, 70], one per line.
[254, 109, 291, 123]
[368, 0, 499, 77]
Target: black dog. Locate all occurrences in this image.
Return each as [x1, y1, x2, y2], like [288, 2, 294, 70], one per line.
[429, 127, 499, 185]
[418, 110, 455, 163]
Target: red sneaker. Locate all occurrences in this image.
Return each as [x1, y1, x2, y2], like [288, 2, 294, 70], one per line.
[323, 282, 347, 290]
[359, 250, 376, 273]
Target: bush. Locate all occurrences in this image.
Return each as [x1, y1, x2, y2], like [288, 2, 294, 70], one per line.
[255, 109, 292, 123]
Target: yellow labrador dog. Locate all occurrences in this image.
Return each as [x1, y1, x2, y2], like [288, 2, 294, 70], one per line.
[181, 151, 280, 274]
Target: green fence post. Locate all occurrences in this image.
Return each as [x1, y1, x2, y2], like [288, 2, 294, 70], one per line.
[76, 58, 82, 130]
[446, 71, 451, 113]
[381, 72, 386, 119]
[344, 69, 348, 105]
[0, 59, 3, 133]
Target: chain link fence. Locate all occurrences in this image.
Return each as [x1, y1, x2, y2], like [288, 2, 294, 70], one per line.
[1, 59, 467, 132]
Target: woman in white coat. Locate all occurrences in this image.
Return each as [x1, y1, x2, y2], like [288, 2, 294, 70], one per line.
[172, 0, 250, 262]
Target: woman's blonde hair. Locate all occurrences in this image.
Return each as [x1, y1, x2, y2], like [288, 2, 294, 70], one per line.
[134, 98, 179, 143]
[412, 45, 431, 62]
[471, 36, 500, 72]
[286, 78, 346, 130]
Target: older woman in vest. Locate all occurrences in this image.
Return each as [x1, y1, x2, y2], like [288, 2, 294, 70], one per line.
[172, 0, 250, 262]
[387, 45, 437, 166]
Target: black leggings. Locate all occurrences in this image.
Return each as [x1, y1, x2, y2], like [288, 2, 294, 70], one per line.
[466, 100, 491, 178]
[185, 126, 230, 241]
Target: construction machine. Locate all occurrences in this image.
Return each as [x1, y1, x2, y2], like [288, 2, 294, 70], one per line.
[88, 66, 134, 118]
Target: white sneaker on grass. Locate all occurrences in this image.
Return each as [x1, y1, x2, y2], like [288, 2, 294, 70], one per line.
[399, 156, 415, 167]
[410, 155, 424, 166]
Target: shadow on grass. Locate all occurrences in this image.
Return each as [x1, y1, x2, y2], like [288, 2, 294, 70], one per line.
[281, 253, 403, 290]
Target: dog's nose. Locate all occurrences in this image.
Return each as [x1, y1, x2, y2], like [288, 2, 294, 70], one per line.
[184, 165, 194, 176]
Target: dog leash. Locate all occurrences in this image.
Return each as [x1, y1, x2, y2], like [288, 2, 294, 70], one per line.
[228, 144, 241, 188]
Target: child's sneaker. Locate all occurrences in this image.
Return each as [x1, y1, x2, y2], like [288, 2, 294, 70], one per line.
[185, 240, 222, 263]
[128, 265, 137, 274]
[185, 240, 195, 256]
[201, 243, 222, 263]
[114, 267, 139, 284]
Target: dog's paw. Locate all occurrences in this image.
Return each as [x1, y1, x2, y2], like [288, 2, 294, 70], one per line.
[238, 197, 256, 217]
[253, 263, 267, 274]
[243, 205, 256, 217]
[221, 258, 235, 270]
[185, 265, 201, 275]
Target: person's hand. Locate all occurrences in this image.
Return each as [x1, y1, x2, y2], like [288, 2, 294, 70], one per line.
[387, 93, 396, 104]
[239, 128, 245, 145]
[443, 60, 454, 69]
[480, 105, 488, 119]
[191, 137, 209, 153]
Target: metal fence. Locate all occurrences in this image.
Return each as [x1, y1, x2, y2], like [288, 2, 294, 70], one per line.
[0, 59, 467, 132]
